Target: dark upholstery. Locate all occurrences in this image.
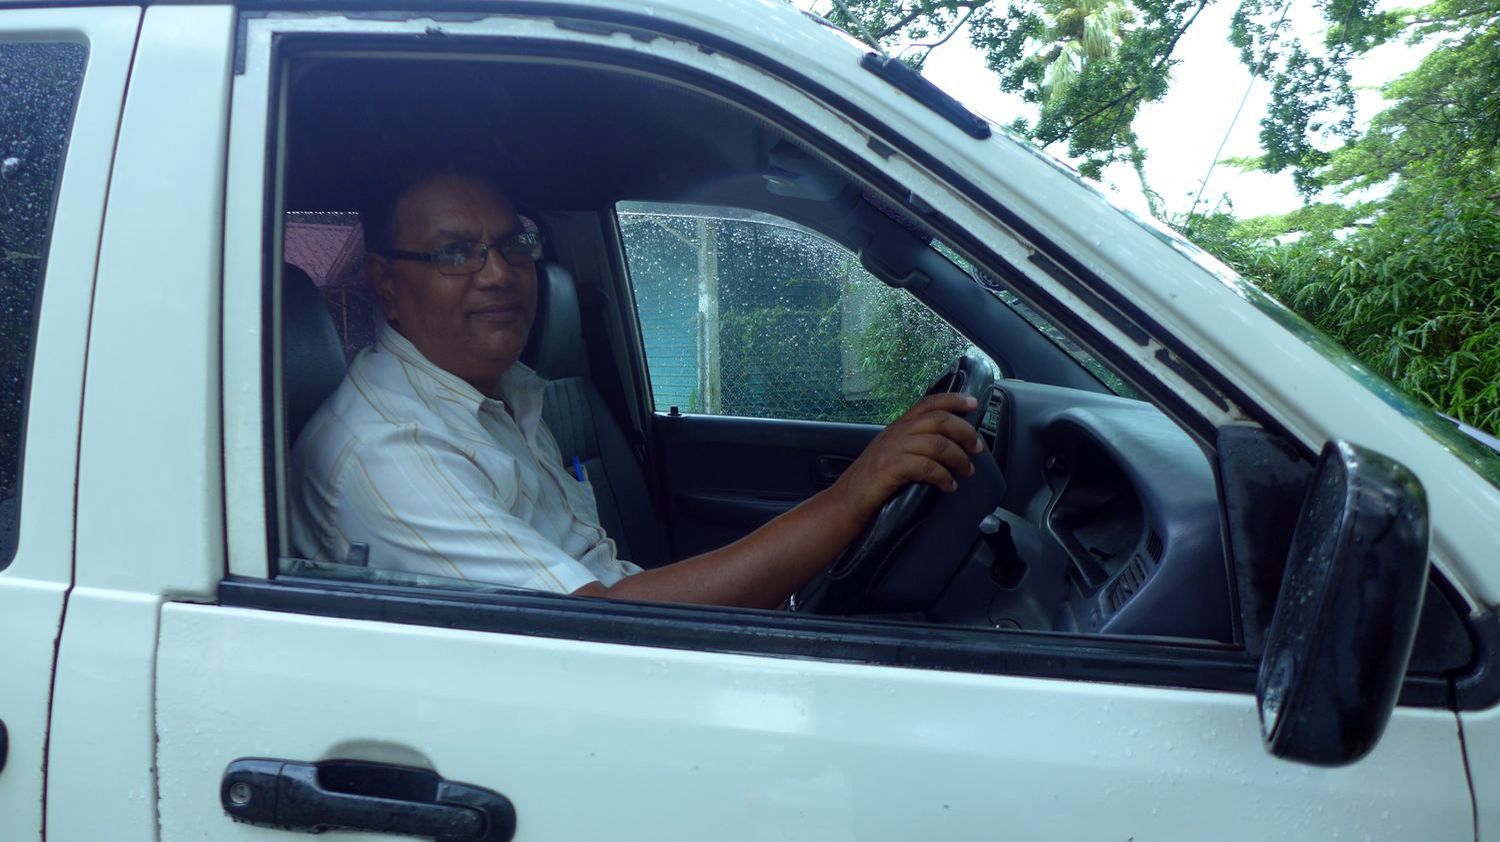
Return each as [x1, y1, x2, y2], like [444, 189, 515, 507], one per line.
[523, 261, 587, 380]
[543, 378, 667, 568]
[282, 263, 348, 445]
[525, 263, 668, 568]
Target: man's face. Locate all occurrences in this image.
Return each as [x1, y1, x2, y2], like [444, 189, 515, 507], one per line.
[368, 175, 538, 394]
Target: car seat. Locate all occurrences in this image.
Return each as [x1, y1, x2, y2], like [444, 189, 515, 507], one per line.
[522, 263, 669, 569]
[282, 263, 348, 445]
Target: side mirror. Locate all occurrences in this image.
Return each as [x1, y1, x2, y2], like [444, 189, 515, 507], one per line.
[1257, 440, 1430, 766]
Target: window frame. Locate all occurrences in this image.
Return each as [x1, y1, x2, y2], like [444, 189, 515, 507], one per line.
[221, 10, 1498, 712]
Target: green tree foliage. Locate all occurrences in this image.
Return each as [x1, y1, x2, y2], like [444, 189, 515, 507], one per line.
[1187, 3, 1500, 429]
[824, 0, 1212, 178]
[1233, 0, 1498, 193]
[829, 0, 1496, 193]
[1322, 6, 1500, 193]
[1191, 187, 1500, 430]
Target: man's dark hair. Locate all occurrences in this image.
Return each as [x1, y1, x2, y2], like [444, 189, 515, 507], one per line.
[358, 158, 513, 253]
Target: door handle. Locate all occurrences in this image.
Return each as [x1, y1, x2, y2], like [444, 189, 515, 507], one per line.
[816, 455, 854, 486]
[222, 758, 515, 842]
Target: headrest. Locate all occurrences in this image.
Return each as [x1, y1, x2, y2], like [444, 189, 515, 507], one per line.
[282, 263, 348, 443]
[522, 262, 587, 380]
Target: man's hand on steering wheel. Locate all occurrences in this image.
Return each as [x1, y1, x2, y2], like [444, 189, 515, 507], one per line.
[584, 382, 990, 612]
[828, 392, 985, 531]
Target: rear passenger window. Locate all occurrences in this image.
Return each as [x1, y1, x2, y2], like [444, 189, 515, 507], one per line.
[283, 211, 374, 360]
[0, 40, 87, 566]
[618, 201, 978, 425]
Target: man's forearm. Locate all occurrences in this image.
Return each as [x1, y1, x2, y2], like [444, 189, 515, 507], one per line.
[574, 486, 865, 608]
[572, 392, 981, 608]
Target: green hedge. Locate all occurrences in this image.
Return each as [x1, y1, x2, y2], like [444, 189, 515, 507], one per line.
[1186, 180, 1500, 434]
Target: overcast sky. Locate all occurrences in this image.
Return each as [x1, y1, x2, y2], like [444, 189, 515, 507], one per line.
[797, 0, 1429, 220]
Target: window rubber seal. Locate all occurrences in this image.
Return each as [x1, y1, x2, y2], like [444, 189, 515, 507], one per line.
[218, 574, 1467, 709]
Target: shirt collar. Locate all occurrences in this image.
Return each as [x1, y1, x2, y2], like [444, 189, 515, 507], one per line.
[375, 323, 548, 435]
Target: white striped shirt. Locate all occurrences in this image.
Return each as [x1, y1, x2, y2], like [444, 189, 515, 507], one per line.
[290, 324, 642, 592]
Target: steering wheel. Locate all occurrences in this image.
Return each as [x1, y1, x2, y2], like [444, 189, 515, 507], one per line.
[791, 352, 996, 615]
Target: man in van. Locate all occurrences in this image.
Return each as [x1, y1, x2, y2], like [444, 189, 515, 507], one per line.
[291, 168, 982, 608]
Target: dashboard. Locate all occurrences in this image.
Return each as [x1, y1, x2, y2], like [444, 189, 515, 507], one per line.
[924, 380, 1234, 643]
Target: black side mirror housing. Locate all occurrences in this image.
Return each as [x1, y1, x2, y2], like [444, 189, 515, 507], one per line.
[1257, 440, 1430, 766]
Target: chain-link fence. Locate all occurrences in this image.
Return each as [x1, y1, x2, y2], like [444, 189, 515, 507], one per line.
[623, 205, 978, 426]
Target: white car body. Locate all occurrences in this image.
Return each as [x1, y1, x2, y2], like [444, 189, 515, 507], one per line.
[0, 1, 1495, 840]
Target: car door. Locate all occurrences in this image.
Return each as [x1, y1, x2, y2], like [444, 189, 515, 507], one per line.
[0, 8, 137, 840]
[147, 5, 1480, 842]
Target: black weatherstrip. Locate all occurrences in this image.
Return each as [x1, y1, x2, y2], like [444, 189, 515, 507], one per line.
[1455, 613, 1500, 710]
[1027, 251, 1151, 346]
[218, 576, 1460, 708]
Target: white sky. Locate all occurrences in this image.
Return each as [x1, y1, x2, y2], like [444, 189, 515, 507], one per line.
[797, 0, 1430, 220]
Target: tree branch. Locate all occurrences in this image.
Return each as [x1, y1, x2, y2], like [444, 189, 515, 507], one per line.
[1157, 0, 1214, 70]
[897, 7, 979, 58]
[875, 0, 985, 40]
[1049, 0, 1212, 139]
[1050, 83, 1141, 139]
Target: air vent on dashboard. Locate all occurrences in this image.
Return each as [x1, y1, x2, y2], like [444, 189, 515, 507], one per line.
[1145, 530, 1163, 562]
[1108, 555, 1150, 612]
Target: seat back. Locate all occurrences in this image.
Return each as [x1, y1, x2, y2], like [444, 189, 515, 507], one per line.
[524, 263, 669, 568]
[282, 263, 348, 445]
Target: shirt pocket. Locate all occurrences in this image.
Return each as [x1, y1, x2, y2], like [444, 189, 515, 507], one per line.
[467, 446, 540, 514]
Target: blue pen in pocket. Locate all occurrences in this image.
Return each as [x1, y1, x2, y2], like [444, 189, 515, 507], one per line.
[571, 455, 586, 482]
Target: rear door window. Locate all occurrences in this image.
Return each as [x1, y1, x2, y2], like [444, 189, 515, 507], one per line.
[0, 40, 87, 565]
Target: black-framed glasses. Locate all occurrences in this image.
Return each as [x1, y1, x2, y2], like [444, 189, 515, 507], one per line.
[375, 230, 543, 276]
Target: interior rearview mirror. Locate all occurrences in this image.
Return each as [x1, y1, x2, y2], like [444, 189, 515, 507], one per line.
[1257, 440, 1430, 766]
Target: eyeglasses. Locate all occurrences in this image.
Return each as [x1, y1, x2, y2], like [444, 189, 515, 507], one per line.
[375, 230, 543, 276]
